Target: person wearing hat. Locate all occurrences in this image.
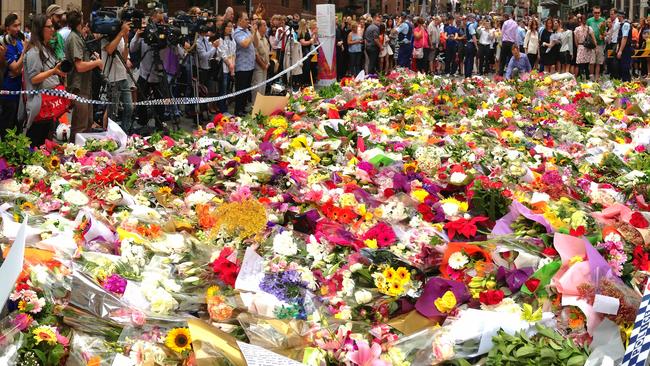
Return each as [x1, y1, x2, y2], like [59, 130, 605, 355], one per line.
[46, 4, 66, 60]
[616, 10, 633, 81]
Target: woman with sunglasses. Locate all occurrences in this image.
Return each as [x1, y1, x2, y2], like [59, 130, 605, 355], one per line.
[23, 14, 67, 146]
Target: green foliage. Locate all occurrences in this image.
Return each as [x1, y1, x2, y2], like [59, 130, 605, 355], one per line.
[0, 128, 41, 167]
[487, 324, 589, 366]
[317, 83, 343, 99]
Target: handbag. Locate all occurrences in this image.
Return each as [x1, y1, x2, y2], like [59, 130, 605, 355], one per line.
[413, 47, 424, 59]
[35, 85, 71, 122]
[583, 28, 596, 50]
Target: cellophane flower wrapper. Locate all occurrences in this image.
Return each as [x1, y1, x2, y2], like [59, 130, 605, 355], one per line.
[236, 312, 311, 359]
[393, 308, 555, 365]
[65, 330, 119, 366]
[0, 314, 25, 365]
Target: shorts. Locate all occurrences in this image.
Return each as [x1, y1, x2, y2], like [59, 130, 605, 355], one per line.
[428, 47, 437, 62]
[595, 44, 605, 64]
[560, 51, 572, 65]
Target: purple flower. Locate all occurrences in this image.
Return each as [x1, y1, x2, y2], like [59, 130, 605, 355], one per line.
[260, 270, 308, 306]
[415, 278, 470, 318]
[260, 142, 279, 161]
[0, 158, 15, 180]
[496, 266, 534, 293]
[103, 274, 127, 295]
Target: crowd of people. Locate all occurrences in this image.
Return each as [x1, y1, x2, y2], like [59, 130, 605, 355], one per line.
[0, 3, 648, 146]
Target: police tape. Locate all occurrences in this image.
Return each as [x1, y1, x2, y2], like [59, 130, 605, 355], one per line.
[0, 43, 323, 106]
[606, 47, 650, 58]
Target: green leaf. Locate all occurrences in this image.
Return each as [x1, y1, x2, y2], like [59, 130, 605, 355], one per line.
[566, 355, 587, 366]
[515, 346, 537, 358]
[540, 348, 556, 360]
[32, 349, 47, 364]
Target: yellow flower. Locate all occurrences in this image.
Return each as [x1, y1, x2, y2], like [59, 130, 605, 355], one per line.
[20, 201, 35, 212]
[403, 161, 418, 173]
[339, 193, 357, 207]
[33, 325, 57, 345]
[206, 285, 221, 298]
[569, 255, 584, 266]
[157, 186, 172, 195]
[74, 148, 87, 158]
[364, 239, 378, 249]
[48, 155, 61, 170]
[268, 115, 288, 129]
[611, 109, 625, 121]
[290, 136, 310, 150]
[411, 189, 429, 203]
[394, 267, 411, 284]
[440, 197, 468, 213]
[503, 110, 514, 118]
[386, 281, 405, 297]
[383, 267, 397, 282]
[434, 291, 457, 313]
[165, 327, 192, 353]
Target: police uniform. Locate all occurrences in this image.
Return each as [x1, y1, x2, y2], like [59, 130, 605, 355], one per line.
[617, 18, 633, 82]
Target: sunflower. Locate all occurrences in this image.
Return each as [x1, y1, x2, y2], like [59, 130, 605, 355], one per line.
[165, 327, 192, 353]
[48, 156, 61, 170]
[20, 201, 35, 212]
[32, 325, 57, 345]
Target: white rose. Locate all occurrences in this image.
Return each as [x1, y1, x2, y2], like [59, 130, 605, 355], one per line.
[342, 277, 355, 295]
[354, 289, 372, 304]
[273, 231, 298, 256]
[243, 161, 273, 180]
[62, 189, 89, 206]
[449, 172, 468, 185]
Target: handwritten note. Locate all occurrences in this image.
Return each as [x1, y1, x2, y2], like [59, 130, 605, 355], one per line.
[236, 341, 305, 366]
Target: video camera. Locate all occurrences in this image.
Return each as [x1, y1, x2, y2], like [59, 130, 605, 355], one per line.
[173, 13, 217, 39]
[142, 22, 184, 48]
[91, 6, 145, 37]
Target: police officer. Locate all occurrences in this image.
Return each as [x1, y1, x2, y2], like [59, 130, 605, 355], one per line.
[616, 11, 632, 82]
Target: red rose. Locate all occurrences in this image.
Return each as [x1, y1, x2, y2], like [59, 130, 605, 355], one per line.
[524, 278, 541, 293]
[479, 289, 504, 305]
[541, 247, 558, 257]
[630, 212, 649, 229]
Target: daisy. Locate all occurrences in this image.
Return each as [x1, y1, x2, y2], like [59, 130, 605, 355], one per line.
[448, 252, 469, 270]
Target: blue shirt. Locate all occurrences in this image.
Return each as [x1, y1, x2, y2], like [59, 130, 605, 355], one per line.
[1, 38, 23, 99]
[445, 25, 459, 48]
[517, 27, 526, 46]
[467, 21, 478, 40]
[233, 27, 255, 72]
[505, 55, 532, 79]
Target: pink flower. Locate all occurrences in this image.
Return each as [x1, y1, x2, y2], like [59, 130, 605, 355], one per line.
[363, 222, 397, 248]
[13, 313, 32, 331]
[56, 331, 69, 347]
[347, 340, 389, 366]
[131, 310, 146, 326]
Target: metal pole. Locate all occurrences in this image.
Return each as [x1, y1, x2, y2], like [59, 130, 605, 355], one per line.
[367, 0, 370, 14]
[215, 0, 219, 14]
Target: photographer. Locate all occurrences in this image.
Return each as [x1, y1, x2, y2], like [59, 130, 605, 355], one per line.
[130, 8, 169, 129]
[232, 11, 257, 116]
[0, 13, 26, 136]
[23, 14, 67, 146]
[65, 9, 103, 140]
[102, 19, 133, 131]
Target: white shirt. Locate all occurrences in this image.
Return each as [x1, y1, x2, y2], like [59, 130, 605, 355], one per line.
[524, 29, 538, 53]
[609, 18, 620, 43]
[101, 37, 128, 83]
[218, 37, 236, 73]
[479, 27, 495, 45]
[560, 30, 573, 54]
[58, 27, 71, 41]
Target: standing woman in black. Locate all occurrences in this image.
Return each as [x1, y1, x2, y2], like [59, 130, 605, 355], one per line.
[540, 17, 558, 73]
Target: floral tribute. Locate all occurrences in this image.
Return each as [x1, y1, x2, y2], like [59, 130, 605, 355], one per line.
[0, 70, 650, 365]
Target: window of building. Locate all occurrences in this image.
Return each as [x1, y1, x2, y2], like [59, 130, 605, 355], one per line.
[282, 0, 289, 7]
[303, 0, 312, 11]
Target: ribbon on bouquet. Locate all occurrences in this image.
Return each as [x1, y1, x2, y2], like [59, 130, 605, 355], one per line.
[0, 44, 322, 106]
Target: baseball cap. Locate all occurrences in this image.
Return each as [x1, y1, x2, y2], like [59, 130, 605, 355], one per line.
[46, 4, 65, 17]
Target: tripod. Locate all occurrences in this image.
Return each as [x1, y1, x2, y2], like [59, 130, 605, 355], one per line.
[138, 45, 182, 133]
[99, 37, 139, 133]
[173, 33, 201, 128]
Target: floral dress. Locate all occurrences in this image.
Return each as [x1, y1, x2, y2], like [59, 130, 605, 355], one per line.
[574, 25, 595, 65]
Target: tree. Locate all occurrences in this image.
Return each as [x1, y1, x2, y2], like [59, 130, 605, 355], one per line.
[474, 0, 492, 12]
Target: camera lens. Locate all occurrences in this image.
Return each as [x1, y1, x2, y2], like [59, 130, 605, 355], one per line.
[59, 59, 73, 73]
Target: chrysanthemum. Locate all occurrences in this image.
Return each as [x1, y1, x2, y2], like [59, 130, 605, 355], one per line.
[32, 325, 57, 345]
[165, 327, 192, 353]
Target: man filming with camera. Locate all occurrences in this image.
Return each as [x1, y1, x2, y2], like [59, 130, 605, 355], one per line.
[129, 8, 177, 131]
[102, 19, 133, 131]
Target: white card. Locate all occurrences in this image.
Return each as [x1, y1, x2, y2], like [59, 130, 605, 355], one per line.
[0, 217, 27, 309]
[593, 294, 620, 315]
[121, 281, 151, 311]
[236, 340, 305, 366]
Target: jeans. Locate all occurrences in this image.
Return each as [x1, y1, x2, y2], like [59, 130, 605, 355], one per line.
[478, 44, 490, 75]
[464, 43, 476, 77]
[397, 42, 412, 68]
[234, 69, 253, 116]
[107, 79, 133, 131]
[219, 73, 232, 113]
[445, 44, 457, 75]
[349, 52, 362, 76]
[499, 41, 514, 76]
[366, 46, 379, 74]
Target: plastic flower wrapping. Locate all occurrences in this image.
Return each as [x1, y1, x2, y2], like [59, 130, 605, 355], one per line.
[1, 70, 650, 365]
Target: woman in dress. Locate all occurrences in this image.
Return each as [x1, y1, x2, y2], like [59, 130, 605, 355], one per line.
[524, 18, 540, 69]
[574, 15, 596, 80]
[22, 14, 67, 146]
[540, 17, 558, 73]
